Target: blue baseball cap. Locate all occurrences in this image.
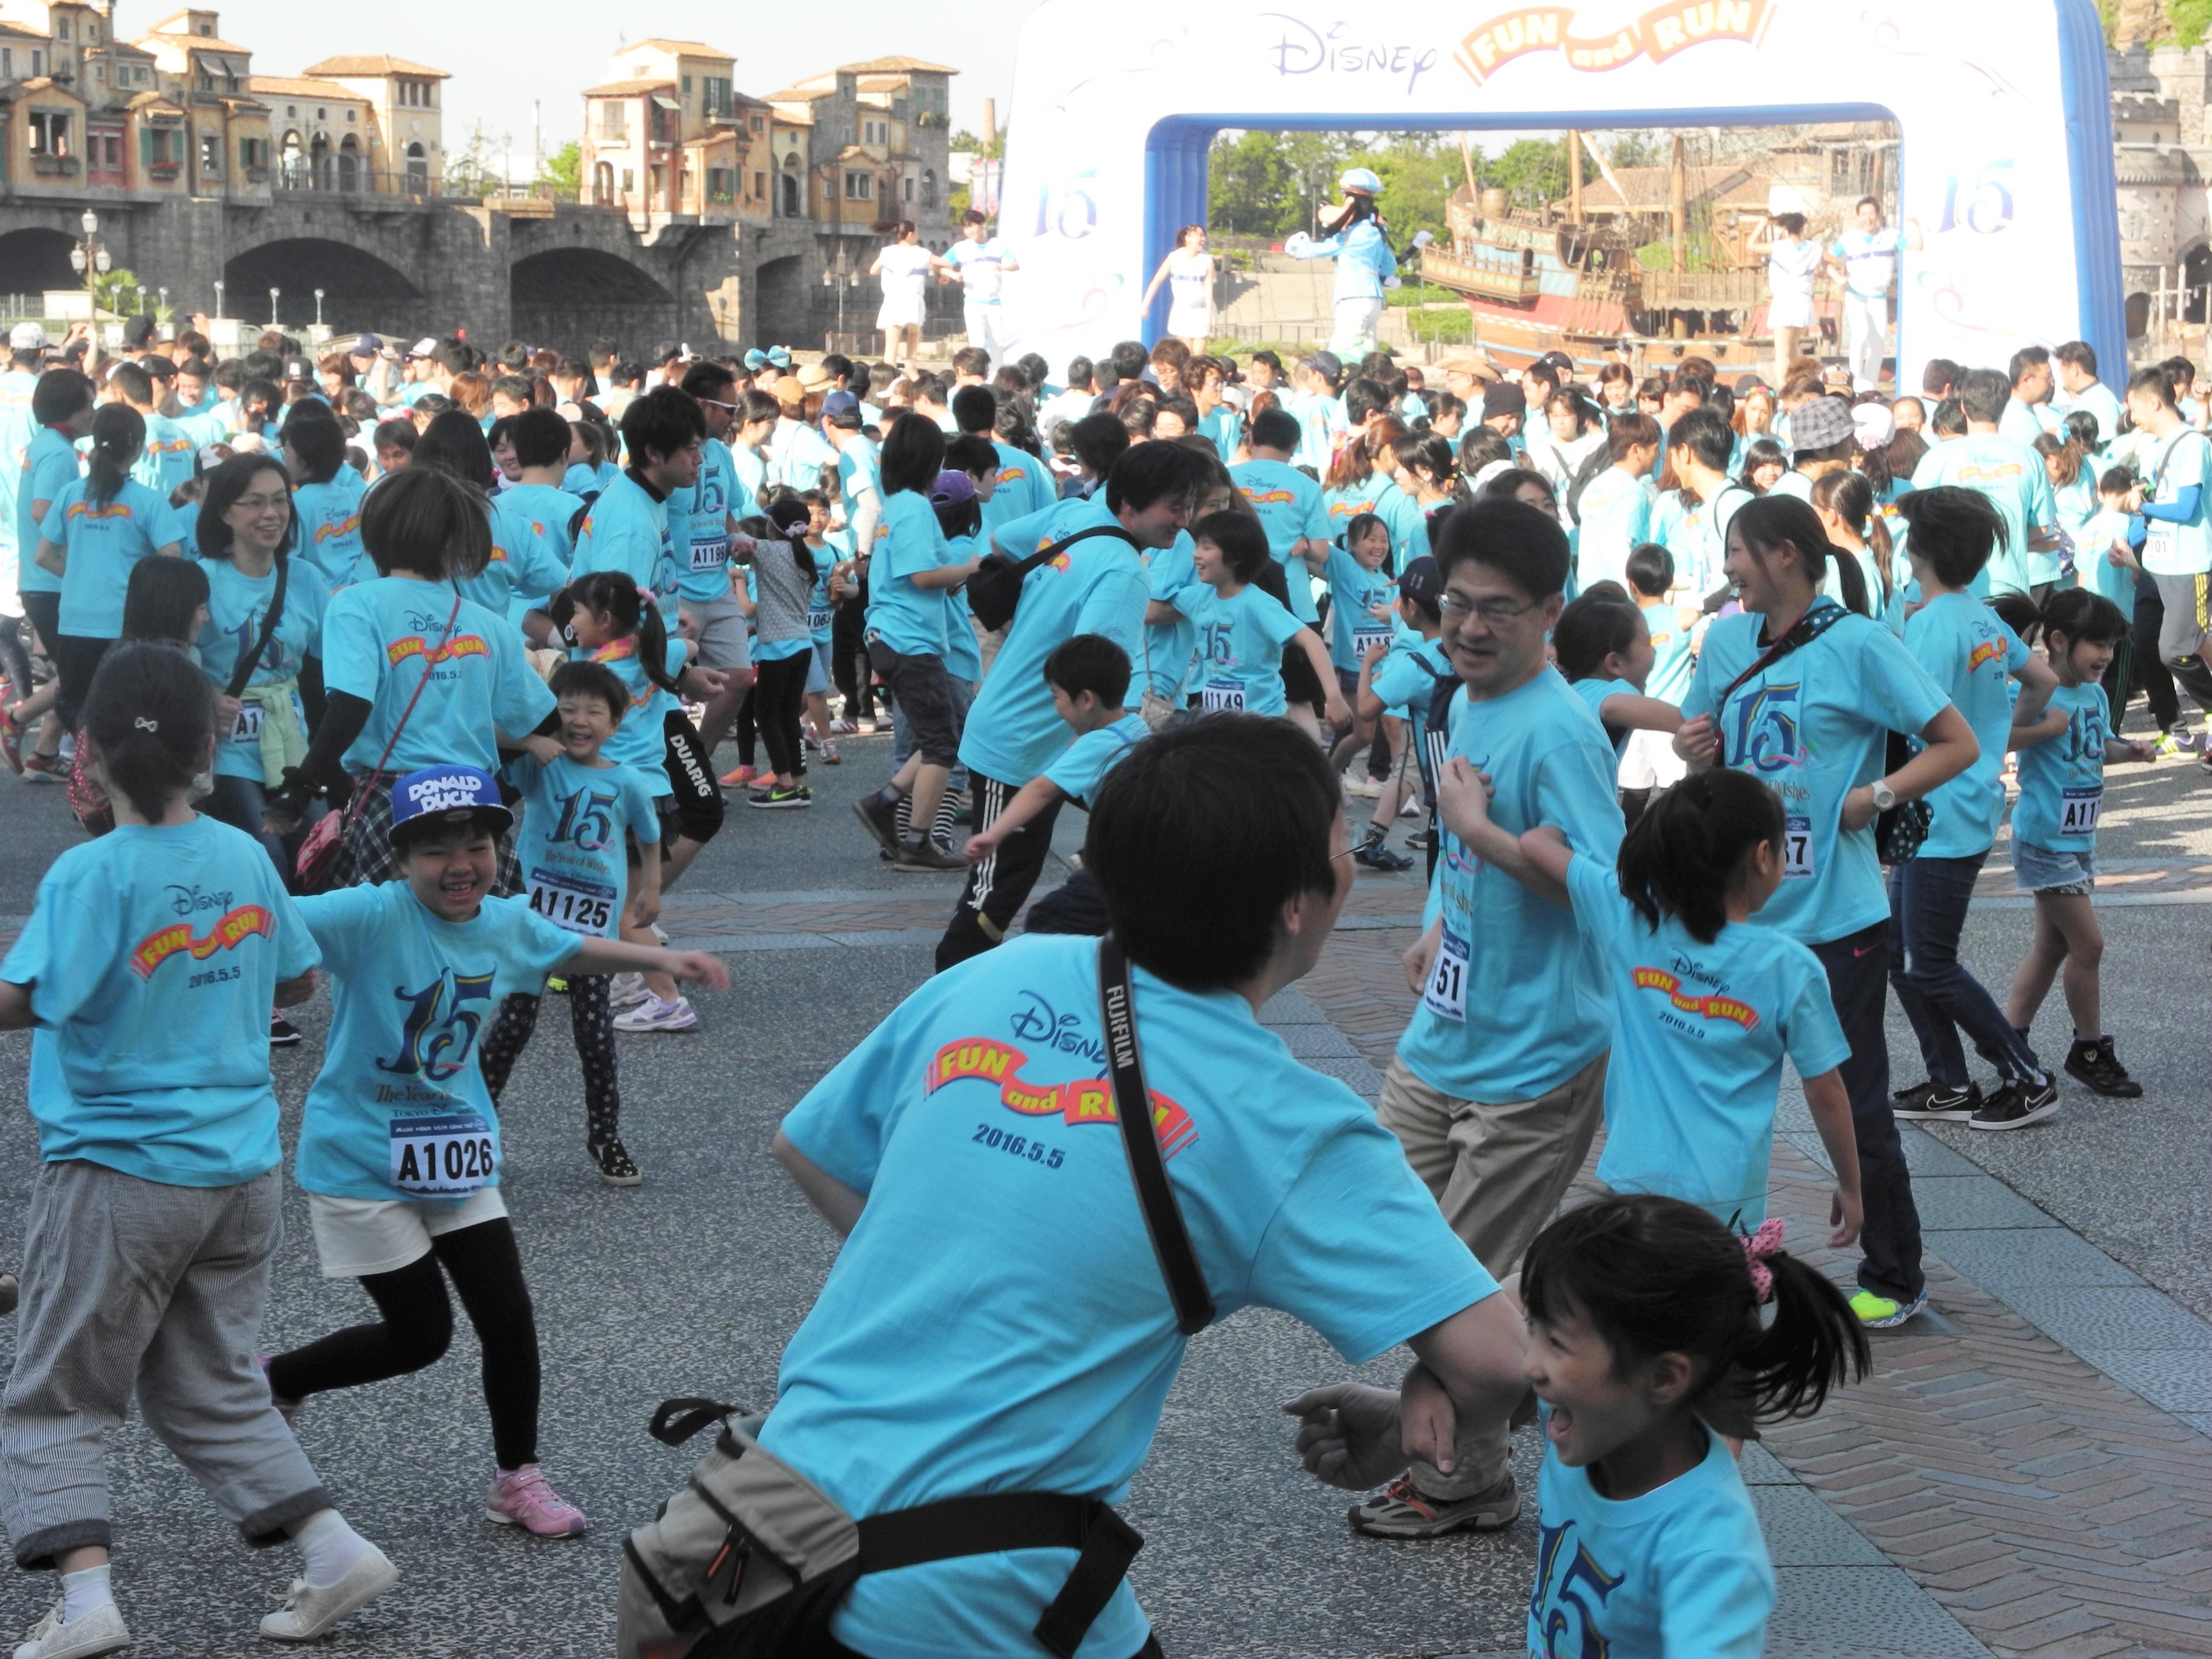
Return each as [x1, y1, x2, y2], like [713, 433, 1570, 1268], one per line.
[389, 765, 512, 837]
[822, 390, 862, 427]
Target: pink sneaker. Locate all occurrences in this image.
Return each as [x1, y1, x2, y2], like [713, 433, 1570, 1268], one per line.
[486, 1464, 588, 1537]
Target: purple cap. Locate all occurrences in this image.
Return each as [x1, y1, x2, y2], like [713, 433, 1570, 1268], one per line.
[930, 469, 978, 508]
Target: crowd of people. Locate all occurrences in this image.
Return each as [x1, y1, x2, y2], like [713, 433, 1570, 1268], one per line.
[0, 167, 2190, 1659]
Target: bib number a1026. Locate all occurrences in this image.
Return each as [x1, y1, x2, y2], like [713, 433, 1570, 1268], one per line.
[389, 1111, 495, 1198]
[1422, 928, 1470, 1022]
[1783, 814, 1815, 880]
[2059, 785, 2103, 837]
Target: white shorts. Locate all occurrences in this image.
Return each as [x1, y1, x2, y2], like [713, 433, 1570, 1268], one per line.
[1166, 304, 1212, 341]
[1618, 725, 1686, 793]
[876, 300, 924, 332]
[307, 1185, 508, 1279]
[1769, 293, 1815, 331]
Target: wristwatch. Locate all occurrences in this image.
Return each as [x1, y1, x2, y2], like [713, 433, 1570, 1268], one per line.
[1870, 779, 1897, 812]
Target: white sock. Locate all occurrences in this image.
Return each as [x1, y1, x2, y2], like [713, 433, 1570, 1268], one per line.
[60, 1564, 113, 1623]
[293, 1509, 374, 1590]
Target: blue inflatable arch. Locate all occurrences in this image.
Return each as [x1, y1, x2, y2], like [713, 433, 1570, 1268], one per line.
[996, 0, 2123, 389]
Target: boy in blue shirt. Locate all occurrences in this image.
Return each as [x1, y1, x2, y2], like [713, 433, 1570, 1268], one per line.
[1181, 511, 1346, 726]
[1352, 554, 1451, 874]
[1230, 407, 1330, 626]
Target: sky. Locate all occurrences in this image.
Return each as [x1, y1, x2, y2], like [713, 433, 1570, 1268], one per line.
[228, 0, 1039, 173]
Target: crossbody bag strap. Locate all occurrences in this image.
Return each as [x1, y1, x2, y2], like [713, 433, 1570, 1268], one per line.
[226, 552, 291, 700]
[1096, 933, 1214, 1337]
[335, 590, 463, 835]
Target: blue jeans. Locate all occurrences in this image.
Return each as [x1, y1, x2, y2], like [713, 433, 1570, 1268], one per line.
[1887, 853, 2042, 1087]
[202, 773, 323, 886]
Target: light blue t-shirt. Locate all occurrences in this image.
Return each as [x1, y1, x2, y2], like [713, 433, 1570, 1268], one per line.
[1905, 592, 2030, 860]
[1323, 546, 1396, 674]
[1322, 472, 1389, 535]
[571, 469, 680, 622]
[1, 816, 318, 1188]
[16, 426, 79, 598]
[1368, 633, 1452, 723]
[135, 410, 196, 499]
[1190, 582, 1304, 718]
[1530, 1413, 1773, 1659]
[673, 437, 738, 605]
[320, 577, 555, 775]
[980, 442, 1054, 545]
[1143, 532, 1201, 702]
[769, 933, 1495, 1659]
[1040, 711, 1148, 806]
[865, 490, 955, 659]
[938, 534, 983, 682]
[774, 420, 840, 496]
[1196, 405, 1240, 464]
[1909, 434, 2054, 597]
[1683, 605, 1951, 945]
[497, 481, 580, 571]
[2055, 378, 2124, 449]
[577, 636, 689, 793]
[1570, 676, 1635, 757]
[1396, 668, 1625, 1105]
[1999, 397, 2057, 451]
[1289, 387, 1347, 474]
[1641, 600, 1697, 704]
[1289, 216, 1397, 301]
[293, 473, 369, 590]
[962, 497, 1148, 786]
[2135, 424, 2212, 578]
[1566, 854, 1849, 1226]
[2045, 474, 2097, 591]
[1575, 468, 1654, 592]
[1230, 458, 1329, 624]
[1374, 483, 1434, 575]
[42, 477, 185, 637]
[292, 882, 579, 1202]
[197, 555, 332, 782]
[506, 752, 661, 939]
[728, 443, 769, 525]
[836, 440, 882, 536]
[456, 493, 570, 621]
[2013, 680, 2110, 854]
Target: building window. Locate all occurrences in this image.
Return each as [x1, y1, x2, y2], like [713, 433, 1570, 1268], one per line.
[703, 77, 730, 118]
[592, 159, 613, 203]
[780, 154, 800, 217]
[2, 49, 12, 78]
[750, 114, 763, 134]
[682, 75, 692, 95]
[287, 104, 296, 116]
[649, 164, 664, 197]
[621, 167, 634, 192]
[346, 108, 357, 122]
[601, 99, 626, 138]
[709, 166, 732, 203]
[30, 49, 42, 76]
[903, 175, 913, 203]
[752, 169, 765, 201]
[845, 169, 871, 201]
[29, 111, 70, 156]
[201, 129, 221, 176]
[55, 16, 69, 40]
[922, 167, 937, 208]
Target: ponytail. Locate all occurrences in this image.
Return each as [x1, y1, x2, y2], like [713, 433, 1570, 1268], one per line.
[1731, 492, 1866, 616]
[559, 571, 683, 698]
[86, 403, 146, 508]
[1523, 1194, 1869, 1435]
[1812, 471, 1894, 608]
[1617, 768, 1785, 943]
[81, 642, 212, 821]
[766, 492, 818, 583]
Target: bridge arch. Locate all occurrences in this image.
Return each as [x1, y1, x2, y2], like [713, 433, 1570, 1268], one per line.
[0, 227, 82, 296]
[510, 246, 675, 353]
[222, 236, 421, 332]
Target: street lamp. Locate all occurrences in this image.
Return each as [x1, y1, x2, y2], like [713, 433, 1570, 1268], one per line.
[157, 286, 167, 322]
[213, 280, 226, 320]
[269, 287, 280, 326]
[68, 210, 106, 304]
[314, 288, 325, 327]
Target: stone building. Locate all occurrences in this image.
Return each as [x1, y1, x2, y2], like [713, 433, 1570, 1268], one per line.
[2109, 42, 2212, 341]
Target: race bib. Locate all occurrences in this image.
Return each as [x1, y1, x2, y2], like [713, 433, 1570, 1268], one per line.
[1422, 928, 1470, 1022]
[528, 868, 618, 936]
[806, 606, 833, 632]
[229, 703, 264, 743]
[2059, 785, 2103, 837]
[1199, 679, 1245, 714]
[2144, 522, 2176, 565]
[389, 1111, 496, 1198]
[1353, 624, 1395, 655]
[1784, 814, 1815, 880]
[689, 536, 728, 574]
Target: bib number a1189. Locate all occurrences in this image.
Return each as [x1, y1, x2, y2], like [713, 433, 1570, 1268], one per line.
[1353, 624, 1395, 655]
[1199, 679, 1246, 714]
[528, 868, 617, 936]
[1783, 814, 1815, 880]
[2059, 785, 2103, 836]
[1422, 928, 1470, 1022]
[389, 1111, 495, 1198]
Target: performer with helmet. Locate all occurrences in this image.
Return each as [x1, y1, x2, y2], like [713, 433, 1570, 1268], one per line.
[1287, 168, 1400, 357]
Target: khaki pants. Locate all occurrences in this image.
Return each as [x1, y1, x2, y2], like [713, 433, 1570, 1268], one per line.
[1376, 1049, 1608, 1499]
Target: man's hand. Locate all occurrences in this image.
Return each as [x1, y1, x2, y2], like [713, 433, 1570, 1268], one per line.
[1674, 713, 1718, 767]
[679, 665, 728, 700]
[1282, 1383, 1406, 1492]
[1434, 757, 1494, 843]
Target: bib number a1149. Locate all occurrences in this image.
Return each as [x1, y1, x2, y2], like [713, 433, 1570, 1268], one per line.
[389, 1111, 495, 1198]
[1199, 679, 1246, 714]
[2059, 785, 2103, 836]
[1422, 928, 1470, 1022]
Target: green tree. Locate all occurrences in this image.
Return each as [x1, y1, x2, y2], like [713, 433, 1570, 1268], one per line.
[92, 265, 144, 317]
[1483, 136, 1577, 207]
[1339, 132, 1460, 244]
[538, 139, 581, 199]
[2173, 0, 2212, 44]
[950, 128, 1003, 159]
[1209, 129, 1296, 233]
[1605, 130, 1666, 170]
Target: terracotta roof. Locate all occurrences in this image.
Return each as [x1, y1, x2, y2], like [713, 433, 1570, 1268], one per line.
[126, 88, 186, 113]
[836, 56, 957, 75]
[767, 85, 826, 104]
[769, 104, 815, 126]
[304, 55, 450, 79]
[90, 39, 158, 58]
[583, 78, 673, 97]
[16, 76, 82, 99]
[248, 75, 367, 102]
[140, 29, 254, 52]
[625, 38, 734, 59]
[0, 19, 50, 38]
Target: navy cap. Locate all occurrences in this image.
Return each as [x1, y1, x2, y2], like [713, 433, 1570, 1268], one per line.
[822, 390, 862, 427]
[389, 765, 513, 836]
[1398, 554, 1443, 609]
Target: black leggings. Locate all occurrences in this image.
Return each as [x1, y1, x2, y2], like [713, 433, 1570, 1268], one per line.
[0, 614, 33, 699]
[267, 1216, 541, 1471]
[480, 980, 622, 1147]
[2133, 574, 2182, 730]
[751, 649, 811, 779]
[51, 634, 111, 731]
[831, 589, 876, 718]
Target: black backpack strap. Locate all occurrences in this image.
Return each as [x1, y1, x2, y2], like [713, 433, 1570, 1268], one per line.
[648, 1396, 748, 1447]
[1013, 522, 1138, 578]
[1097, 933, 1215, 1337]
[226, 552, 291, 699]
[1710, 600, 1850, 766]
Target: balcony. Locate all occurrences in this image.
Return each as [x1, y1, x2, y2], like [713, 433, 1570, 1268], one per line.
[148, 161, 180, 181]
[30, 155, 79, 178]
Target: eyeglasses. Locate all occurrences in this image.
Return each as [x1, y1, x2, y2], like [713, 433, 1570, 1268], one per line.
[699, 397, 741, 412]
[1439, 591, 1540, 628]
[232, 494, 289, 512]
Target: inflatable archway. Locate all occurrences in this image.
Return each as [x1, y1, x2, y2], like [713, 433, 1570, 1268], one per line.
[997, 0, 2123, 389]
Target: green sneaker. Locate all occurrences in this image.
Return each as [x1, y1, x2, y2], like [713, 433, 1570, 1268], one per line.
[1849, 1288, 1928, 1329]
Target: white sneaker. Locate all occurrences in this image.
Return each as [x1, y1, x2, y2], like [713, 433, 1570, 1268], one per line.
[257, 1546, 398, 1642]
[607, 973, 651, 1011]
[13, 1601, 130, 1659]
[1340, 771, 1381, 800]
[612, 994, 698, 1034]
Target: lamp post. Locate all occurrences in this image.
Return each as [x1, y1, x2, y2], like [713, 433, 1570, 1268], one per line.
[157, 287, 168, 326]
[213, 279, 226, 320]
[269, 287, 280, 326]
[66, 209, 110, 309]
[314, 288, 325, 327]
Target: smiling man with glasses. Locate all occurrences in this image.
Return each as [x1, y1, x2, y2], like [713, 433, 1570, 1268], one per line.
[1353, 497, 1626, 1544]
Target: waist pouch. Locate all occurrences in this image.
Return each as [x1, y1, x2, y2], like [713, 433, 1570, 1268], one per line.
[618, 1397, 1142, 1659]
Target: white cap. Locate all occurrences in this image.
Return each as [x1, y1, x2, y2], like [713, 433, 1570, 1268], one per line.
[406, 337, 440, 359]
[196, 443, 232, 471]
[8, 322, 47, 350]
[1852, 402, 1896, 449]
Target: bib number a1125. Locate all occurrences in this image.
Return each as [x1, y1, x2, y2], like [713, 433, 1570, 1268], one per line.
[528, 869, 617, 936]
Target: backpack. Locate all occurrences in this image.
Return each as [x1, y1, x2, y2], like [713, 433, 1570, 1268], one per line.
[1410, 649, 1460, 806]
[1563, 443, 1613, 526]
[965, 523, 1138, 632]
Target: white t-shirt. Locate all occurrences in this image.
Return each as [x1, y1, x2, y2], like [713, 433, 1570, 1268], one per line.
[1766, 240, 1822, 304]
[949, 238, 1010, 304]
[1829, 228, 1907, 297]
[876, 243, 934, 321]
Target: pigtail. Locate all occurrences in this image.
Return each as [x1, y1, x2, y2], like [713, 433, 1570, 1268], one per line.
[87, 404, 146, 508]
[634, 597, 684, 699]
[1728, 1245, 1871, 1422]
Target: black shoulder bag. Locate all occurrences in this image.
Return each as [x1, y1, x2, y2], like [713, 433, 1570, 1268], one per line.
[967, 524, 1140, 632]
[227, 554, 291, 700]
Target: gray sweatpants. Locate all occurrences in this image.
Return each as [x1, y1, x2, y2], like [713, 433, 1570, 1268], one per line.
[0, 1161, 331, 1570]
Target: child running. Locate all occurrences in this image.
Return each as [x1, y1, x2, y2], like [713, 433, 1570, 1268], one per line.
[1320, 510, 1400, 799]
[2005, 588, 2151, 1098]
[477, 662, 666, 1185]
[1512, 1193, 1869, 1657]
[1440, 759, 1863, 1238]
[263, 765, 727, 1537]
[1552, 591, 1684, 822]
[1351, 554, 1453, 873]
[0, 643, 396, 1655]
[1184, 511, 1349, 727]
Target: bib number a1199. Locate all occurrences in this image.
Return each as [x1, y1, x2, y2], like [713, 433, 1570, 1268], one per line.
[389, 1111, 495, 1198]
[2059, 785, 2103, 836]
[1422, 928, 1470, 1022]
[1783, 814, 1815, 880]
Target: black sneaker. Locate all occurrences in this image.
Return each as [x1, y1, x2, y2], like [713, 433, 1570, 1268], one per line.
[852, 791, 903, 853]
[1969, 1073, 2059, 1132]
[2064, 1035, 2143, 1098]
[891, 837, 965, 872]
[1891, 1079, 1980, 1121]
[589, 1139, 643, 1187]
[1352, 837, 1414, 872]
[748, 784, 813, 809]
[270, 1013, 303, 1047]
[1404, 828, 1435, 851]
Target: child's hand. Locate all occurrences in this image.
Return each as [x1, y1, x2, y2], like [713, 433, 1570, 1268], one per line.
[521, 733, 563, 766]
[628, 893, 662, 930]
[1397, 1362, 1459, 1472]
[1435, 756, 1494, 840]
[1323, 691, 1353, 730]
[1829, 1184, 1865, 1249]
[2111, 736, 2153, 763]
[1281, 1382, 1406, 1492]
[1674, 714, 1718, 767]
[963, 825, 1002, 863]
[661, 950, 730, 992]
[1361, 635, 1391, 668]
